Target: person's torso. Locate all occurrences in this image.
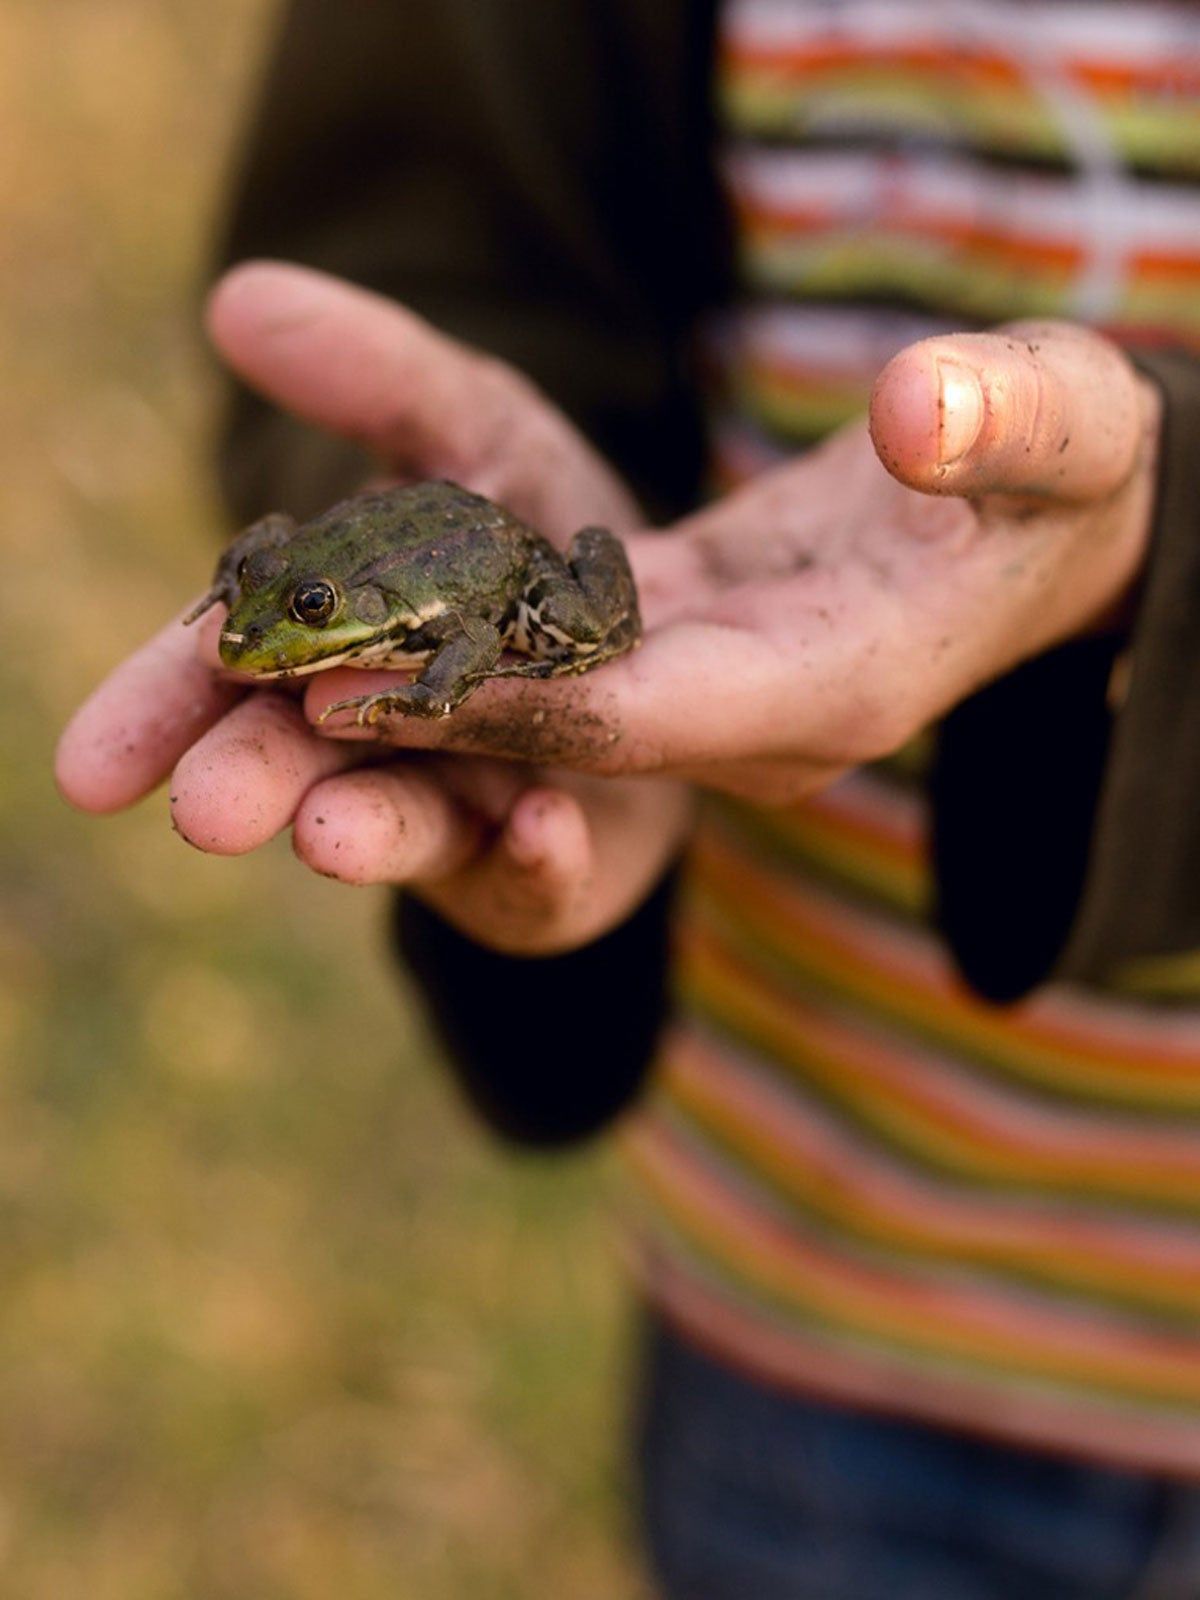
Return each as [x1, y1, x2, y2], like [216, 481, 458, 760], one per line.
[623, 0, 1200, 1475]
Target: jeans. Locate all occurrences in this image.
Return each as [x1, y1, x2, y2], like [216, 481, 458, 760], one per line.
[636, 1315, 1200, 1600]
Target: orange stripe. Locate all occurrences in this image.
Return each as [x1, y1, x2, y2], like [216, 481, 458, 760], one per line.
[722, 40, 1198, 101]
[723, 42, 1027, 90]
[1133, 251, 1200, 284]
[1072, 60, 1200, 97]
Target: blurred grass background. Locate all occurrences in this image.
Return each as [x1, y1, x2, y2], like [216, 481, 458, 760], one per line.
[0, 2, 648, 1594]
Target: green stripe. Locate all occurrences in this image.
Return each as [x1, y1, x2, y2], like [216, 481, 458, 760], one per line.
[722, 79, 1200, 177]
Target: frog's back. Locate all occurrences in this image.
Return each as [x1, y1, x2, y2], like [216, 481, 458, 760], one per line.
[306, 480, 515, 544]
[298, 481, 532, 587]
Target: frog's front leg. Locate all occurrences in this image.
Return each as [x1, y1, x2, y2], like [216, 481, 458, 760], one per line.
[319, 615, 504, 724]
[184, 512, 299, 625]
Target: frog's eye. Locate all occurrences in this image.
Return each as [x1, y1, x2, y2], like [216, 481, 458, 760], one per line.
[289, 579, 340, 627]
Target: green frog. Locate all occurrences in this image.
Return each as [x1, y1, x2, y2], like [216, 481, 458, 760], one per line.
[185, 480, 641, 722]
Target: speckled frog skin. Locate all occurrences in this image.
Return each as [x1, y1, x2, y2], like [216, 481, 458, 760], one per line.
[185, 481, 641, 722]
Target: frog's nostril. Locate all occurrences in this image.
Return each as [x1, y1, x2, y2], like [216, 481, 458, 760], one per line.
[221, 619, 265, 660]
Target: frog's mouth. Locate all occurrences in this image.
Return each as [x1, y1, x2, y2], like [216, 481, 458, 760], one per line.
[219, 627, 349, 677]
[238, 651, 357, 679]
[219, 630, 430, 678]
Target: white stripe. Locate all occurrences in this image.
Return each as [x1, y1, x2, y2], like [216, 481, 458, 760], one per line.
[725, 0, 1200, 67]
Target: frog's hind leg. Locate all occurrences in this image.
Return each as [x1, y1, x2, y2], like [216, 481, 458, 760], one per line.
[492, 527, 641, 679]
[564, 526, 639, 630]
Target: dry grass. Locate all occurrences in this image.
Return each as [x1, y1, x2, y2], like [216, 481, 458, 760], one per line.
[1, 2, 649, 1594]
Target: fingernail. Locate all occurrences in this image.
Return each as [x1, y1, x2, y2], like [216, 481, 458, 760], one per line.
[937, 359, 985, 463]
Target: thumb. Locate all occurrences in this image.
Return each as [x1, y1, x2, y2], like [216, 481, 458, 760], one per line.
[205, 260, 637, 536]
[869, 321, 1152, 504]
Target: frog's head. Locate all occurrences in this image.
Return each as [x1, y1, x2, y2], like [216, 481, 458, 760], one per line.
[218, 545, 417, 678]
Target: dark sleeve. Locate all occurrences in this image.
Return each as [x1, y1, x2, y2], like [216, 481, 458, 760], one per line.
[212, 0, 728, 524]
[933, 350, 1200, 1000]
[393, 869, 678, 1145]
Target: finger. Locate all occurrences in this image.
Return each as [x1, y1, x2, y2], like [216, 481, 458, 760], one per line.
[206, 261, 637, 537]
[293, 766, 589, 910]
[56, 609, 243, 814]
[474, 775, 689, 953]
[302, 617, 806, 775]
[293, 765, 484, 886]
[500, 784, 592, 895]
[422, 781, 596, 948]
[869, 321, 1149, 502]
[303, 661, 637, 770]
[170, 693, 363, 855]
[424, 753, 537, 827]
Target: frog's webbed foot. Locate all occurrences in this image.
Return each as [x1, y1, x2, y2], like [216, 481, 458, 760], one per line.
[317, 615, 504, 724]
[184, 511, 299, 625]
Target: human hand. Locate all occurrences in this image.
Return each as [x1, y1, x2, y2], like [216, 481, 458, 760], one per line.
[311, 320, 1159, 805]
[55, 262, 689, 954]
[57, 261, 1158, 949]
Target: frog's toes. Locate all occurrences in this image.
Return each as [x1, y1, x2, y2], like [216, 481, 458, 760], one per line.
[358, 698, 406, 726]
[353, 685, 455, 722]
[315, 695, 367, 726]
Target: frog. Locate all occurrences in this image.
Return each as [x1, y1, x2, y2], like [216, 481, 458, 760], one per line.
[184, 480, 641, 723]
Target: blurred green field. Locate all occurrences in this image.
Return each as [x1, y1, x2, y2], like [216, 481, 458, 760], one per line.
[1, 2, 647, 1595]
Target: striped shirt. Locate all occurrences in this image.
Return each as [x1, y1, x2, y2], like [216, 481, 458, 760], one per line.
[624, 0, 1200, 1475]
